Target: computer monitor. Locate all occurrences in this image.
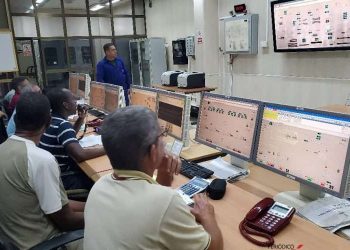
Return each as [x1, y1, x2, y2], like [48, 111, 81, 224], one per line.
[130, 85, 158, 113]
[254, 103, 350, 206]
[195, 93, 261, 161]
[68, 73, 79, 95]
[157, 90, 191, 145]
[104, 84, 124, 113]
[76, 73, 91, 100]
[271, 0, 350, 52]
[89, 81, 105, 110]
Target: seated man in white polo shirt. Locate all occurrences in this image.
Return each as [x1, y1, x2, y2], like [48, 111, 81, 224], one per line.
[0, 92, 84, 249]
[84, 106, 223, 250]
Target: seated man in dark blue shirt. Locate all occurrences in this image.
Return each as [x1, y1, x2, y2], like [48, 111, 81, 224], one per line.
[96, 43, 130, 105]
[39, 88, 105, 190]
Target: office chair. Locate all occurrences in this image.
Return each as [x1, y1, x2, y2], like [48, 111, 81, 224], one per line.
[0, 229, 84, 250]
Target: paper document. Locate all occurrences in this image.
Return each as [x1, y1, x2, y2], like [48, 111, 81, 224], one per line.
[79, 135, 102, 148]
[297, 196, 350, 233]
[198, 157, 248, 180]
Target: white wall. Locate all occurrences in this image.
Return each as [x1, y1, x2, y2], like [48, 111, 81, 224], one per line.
[219, 0, 350, 108]
[145, 0, 350, 108]
[145, 0, 195, 71]
[193, 0, 220, 88]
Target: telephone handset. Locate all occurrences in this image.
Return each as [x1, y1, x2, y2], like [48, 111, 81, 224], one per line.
[239, 197, 296, 247]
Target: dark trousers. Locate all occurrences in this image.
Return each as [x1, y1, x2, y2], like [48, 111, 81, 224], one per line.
[61, 170, 94, 191]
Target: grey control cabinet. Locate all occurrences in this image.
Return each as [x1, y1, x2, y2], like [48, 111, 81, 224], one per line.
[129, 38, 167, 87]
[223, 14, 259, 54]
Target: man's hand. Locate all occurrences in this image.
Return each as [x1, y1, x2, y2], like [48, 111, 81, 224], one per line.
[190, 193, 216, 224]
[160, 153, 181, 175]
[77, 105, 87, 120]
[191, 193, 223, 250]
[156, 153, 181, 186]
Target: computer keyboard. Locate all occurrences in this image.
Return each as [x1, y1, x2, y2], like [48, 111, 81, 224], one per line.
[88, 109, 106, 118]
[180, 160, 214, 179]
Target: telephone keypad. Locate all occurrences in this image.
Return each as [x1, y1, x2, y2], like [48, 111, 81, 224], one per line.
[257, 214, 282, 233]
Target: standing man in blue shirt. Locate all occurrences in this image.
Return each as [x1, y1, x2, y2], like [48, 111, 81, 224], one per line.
[96, 43, 130, 105]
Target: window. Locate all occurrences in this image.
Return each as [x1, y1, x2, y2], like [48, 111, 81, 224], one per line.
[42, 40, 67, 69]
[112, 0, 132, 15]
[135, 18, 146, 35]
[69, 47, 77, 65]
[38, 15, 64, 37]
[12, 16, 37, 37]
[134, 0, 145, 15]
[113, 17, 133, 36]
[66, 17, 89, 36]
[91, 17, 112, 36]
[82, 46, 92, 64]
[10, 0, 146, 89]
[64, 0, 87, 14]
[9, 0, 33, 13]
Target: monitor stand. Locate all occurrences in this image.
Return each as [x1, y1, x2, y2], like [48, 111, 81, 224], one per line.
[274, 183, 325, 210]
[230, 155, 249, 170]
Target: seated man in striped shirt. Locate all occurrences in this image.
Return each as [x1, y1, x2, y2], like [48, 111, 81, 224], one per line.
[40, 88, 105, 190]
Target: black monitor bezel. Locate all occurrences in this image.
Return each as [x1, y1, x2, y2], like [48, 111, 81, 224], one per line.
[253, 102, 350, 198]
[195, 92, 263, 162]
[271, 0, 350, 53]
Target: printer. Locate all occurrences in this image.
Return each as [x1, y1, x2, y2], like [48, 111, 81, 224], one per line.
[161, 71, 183, 86]
[177, 72, 205, 88]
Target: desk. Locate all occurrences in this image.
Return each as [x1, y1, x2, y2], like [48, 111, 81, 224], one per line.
[78, 105, 350, 249]
[152, 84, 217, 94]
[79, 128, 223, 181]
[319, 104, 350, 115]
[80, 162, 350, 249]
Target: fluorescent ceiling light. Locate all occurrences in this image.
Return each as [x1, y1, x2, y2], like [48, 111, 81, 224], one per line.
[36, 0, 45, 3]
[90, 4, 104, 11]
[105, 0, 121, 5]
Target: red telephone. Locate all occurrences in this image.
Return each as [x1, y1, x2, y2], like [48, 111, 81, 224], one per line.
[239, 197, 296, 247]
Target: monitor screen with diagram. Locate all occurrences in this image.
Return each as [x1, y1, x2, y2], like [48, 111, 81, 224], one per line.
[89, 81, 105, 110]
[271, 0, 350, 52]
[195, 93, 261, 160]
[254, 104, 350, 197]
[130, 86, 158, 113]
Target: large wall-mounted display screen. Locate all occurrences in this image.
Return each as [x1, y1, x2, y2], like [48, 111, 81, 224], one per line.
[271, 0, 350, 52]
